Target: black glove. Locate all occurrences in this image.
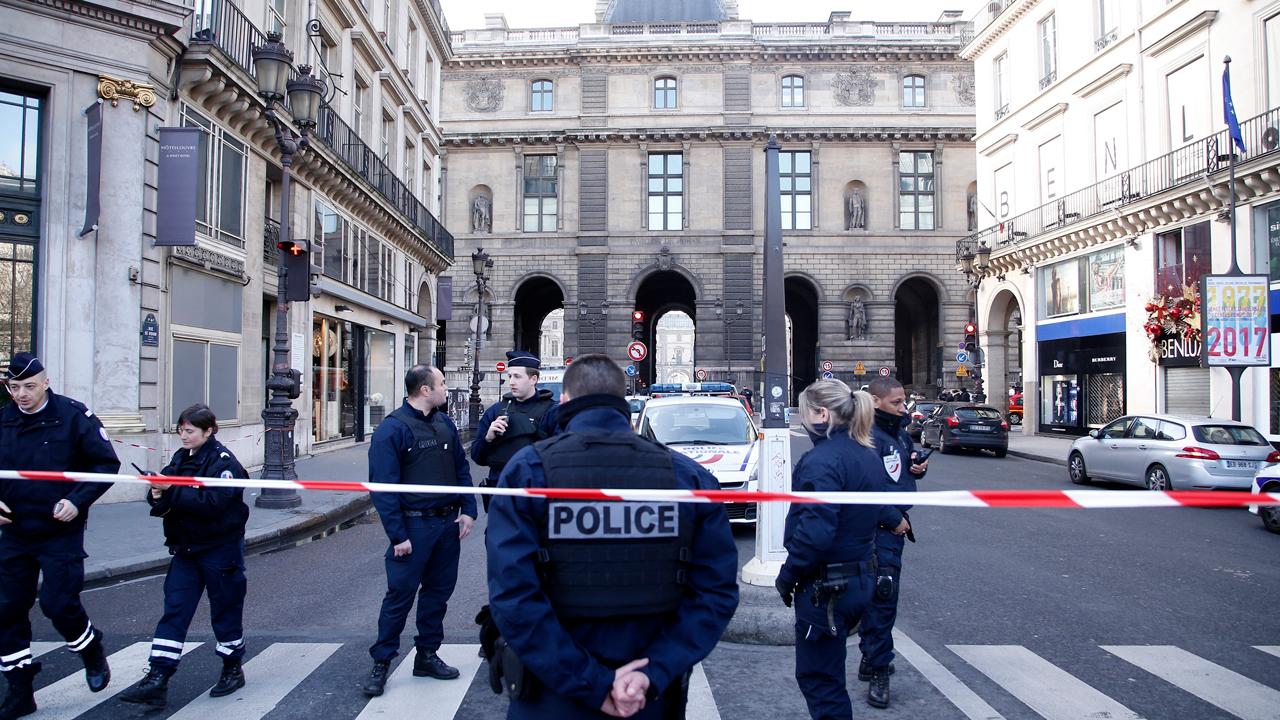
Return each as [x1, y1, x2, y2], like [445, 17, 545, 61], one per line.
[775, 566, 798, 608]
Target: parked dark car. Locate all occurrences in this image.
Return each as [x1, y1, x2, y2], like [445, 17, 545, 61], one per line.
[906, 401, 939, 440]
[920, 403, 1009, 457]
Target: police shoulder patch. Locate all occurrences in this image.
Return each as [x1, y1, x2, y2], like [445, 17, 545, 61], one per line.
[220, 452, 229, 459]
[99, 427, 110, 442]
[85, 408, 94, 417]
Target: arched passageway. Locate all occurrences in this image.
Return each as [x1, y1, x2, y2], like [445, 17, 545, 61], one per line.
[894, 278, 940, 390]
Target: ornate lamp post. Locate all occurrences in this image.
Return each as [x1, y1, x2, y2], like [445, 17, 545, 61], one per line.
[955, 242, 992, 404]
[252, 32, 325, 509]
[468, 248, 491, 428]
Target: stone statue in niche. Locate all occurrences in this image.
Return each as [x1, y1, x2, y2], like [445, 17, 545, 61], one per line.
[845, 189, 866, 230]
[966, 191, 978, 231]
[471, 195, 492, 233]
[464, 77, 504, 112]
[847, 297, 868, 341]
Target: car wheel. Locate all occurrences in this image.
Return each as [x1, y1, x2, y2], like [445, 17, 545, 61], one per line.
[1262, 505, 1280, 534]
[994, 448, 1007, 458]
[1145, 464, 1171, 491]
[1068, 452, 1090, 485]
[1008, 412, 1022, 425]
[939, 433, 953, 455]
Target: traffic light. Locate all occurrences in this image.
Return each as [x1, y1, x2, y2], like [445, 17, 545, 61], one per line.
[631, 309, 645, 340]
[278, 238, 311, 302]
[963, 320, 977, 353]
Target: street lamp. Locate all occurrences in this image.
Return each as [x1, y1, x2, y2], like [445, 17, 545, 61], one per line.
[468, 248, 491, 428]
[955, 244, 988, 404]
[253, 31, 326, 509]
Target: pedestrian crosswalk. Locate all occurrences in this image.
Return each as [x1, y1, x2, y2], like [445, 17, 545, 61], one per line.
[18, 638, 1280, 719]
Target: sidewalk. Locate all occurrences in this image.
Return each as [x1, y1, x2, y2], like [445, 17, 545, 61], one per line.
[83, 443, 374, 585]
[1006, 432, 1075, 466]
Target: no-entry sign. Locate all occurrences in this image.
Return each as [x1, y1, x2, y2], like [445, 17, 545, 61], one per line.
[495, 361, 507, 373]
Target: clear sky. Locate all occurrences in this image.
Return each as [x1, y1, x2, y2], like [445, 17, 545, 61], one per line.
[438, 0, 976, 31]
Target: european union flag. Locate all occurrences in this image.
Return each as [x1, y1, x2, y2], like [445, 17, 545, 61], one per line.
[1223, 62, 1246, 154]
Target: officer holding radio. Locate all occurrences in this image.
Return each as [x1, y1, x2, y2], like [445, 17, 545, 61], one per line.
[471, 351, 556, 513]
[859, 376, 929, 710]
[484, 354, 738, 719]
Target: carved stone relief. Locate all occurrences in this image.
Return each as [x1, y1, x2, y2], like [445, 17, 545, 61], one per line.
[833, 69, 876, 106]
[952, 73, 975, 106]
[464, 77, 505, 112]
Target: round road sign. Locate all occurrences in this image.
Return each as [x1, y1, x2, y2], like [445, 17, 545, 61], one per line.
[495, 361, 507, 373]
[820, 360, 833, 372]
[625, 364, 637, 377]
[956, 351, 969, 364]
[821, 370, 834, 379]
[878, 366, 891, 377]
[695, 368, 708, 381]
[627, 341, 648, 362]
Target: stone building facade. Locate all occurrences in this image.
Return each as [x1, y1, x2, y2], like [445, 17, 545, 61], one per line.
[439, 3, 978, 404]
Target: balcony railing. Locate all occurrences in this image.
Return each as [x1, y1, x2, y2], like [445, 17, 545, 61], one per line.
[264, 217, 279, 267]
[188, 0, 453, 262]
[1039, 70, 1057, 90]
[959, 103, 1280, 259]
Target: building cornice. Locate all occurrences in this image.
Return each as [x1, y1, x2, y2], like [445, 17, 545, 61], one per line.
[959, 0, 1041, 61]
[443, 125, 975, 147]
[979, 133, 1017, 157]
[7, 0, 188, 38]
[1022, 102, 1067, 132]
[1143, 10, 1217, 58]
[1074, 63, 1133, 99]
[446, 44, 967, 69]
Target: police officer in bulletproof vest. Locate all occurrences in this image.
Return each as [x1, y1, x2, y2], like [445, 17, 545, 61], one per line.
[774, 380, 881, 720]
[471, 351, 556, 513]
[120, 404, 251, 707]
[858, 376, 928, 710]
[485, 354, 738, 719]
[0, 353, 119, 719]
[363, 364, 477, 697]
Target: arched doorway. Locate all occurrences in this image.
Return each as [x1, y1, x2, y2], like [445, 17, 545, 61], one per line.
[634, 271, 698, 388]
[539, 309, 565, 365]
[985, 288, 1024, 420]
[894, 277, 940, 391]
[785, 276, 820, 404]
[512, 275, 565, 359]
[415, 281, 434, 366]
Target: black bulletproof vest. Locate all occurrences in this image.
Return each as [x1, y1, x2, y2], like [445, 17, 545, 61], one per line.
[535, 430, 693, 620]
[485, 396, 555, 468]
[388, 407, 458, 506]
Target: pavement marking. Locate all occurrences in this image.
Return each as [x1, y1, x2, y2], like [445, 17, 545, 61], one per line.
[686, 663, 721, 720]
[1103, 645, 1280, 720]
[167, 642, 341, 720]
[355, 644, 482, 719]
[34, 641, 201, 720]
[31, 642, 63, 659]
[949, 645, 1142, 720]
[891, 630, 1005, 720]
[1254, 646, 1280, 660]
[82, 573, 165, 593]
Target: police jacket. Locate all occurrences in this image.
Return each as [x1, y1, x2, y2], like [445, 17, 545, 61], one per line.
[872, 409, 924, 530]
[470, 389, 556, 479]
[368, 399, 477, 546]
[0, 391, 120, 539]
[148, 437, 250, 553]
[486, 394, 739, 711]
[781, 427, 880, 578]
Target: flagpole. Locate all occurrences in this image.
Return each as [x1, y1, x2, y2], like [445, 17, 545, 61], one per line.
[1225, 55, 1242, 276]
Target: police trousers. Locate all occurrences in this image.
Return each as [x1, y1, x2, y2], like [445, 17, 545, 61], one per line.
[370, 515, 459, 662]
[858, 527, 905, 670]
[794, 574, 874, 720]
[149, 540, 247, 669]
[0, 531, 95, 675]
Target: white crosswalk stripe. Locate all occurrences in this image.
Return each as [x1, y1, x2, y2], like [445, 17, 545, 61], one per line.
[33, 641, 201, 720]
[31, 642, 63, 659]
[167, 642, 341, 720]
[1255, 645, 1280, 660]
[686, 663, 721, 720]
[355, 644, 483, 719]
[949, 645, 1143, 720]
[1103, 645, 1280, 720]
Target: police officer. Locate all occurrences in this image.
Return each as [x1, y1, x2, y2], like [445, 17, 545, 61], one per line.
[120, 404, 250, 707]
[774, 380, 881, 720]
[0, 352, 118, 719]
[471, 351, 556, 513]
[485, 354, 738, 719]
[363, 365, 477, 697]
[858, 376, 928, 709]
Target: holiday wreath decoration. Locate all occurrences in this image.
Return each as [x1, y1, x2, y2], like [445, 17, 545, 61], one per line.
[1143, 284, 1201, 362]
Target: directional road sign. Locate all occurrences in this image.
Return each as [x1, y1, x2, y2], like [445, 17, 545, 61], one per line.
[821, 370, 834, 379]
[956, 351, 969, 364]
[625, 364, 637, 377]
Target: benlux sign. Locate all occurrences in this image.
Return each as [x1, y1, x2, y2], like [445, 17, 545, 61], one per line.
[1158, 335, 1203, 367]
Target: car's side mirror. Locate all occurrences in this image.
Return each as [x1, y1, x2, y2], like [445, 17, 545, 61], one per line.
[1088, 429, 1101, 439]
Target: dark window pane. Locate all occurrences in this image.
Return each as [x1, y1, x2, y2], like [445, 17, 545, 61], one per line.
[208, 344, 239, 421]
[218, 144, 244, 238]
[172, 340, 207, 421]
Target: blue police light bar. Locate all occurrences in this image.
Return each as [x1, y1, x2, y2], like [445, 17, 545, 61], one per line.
[649, 382, 736, 395]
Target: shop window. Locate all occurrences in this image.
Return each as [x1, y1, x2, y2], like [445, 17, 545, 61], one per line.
[1155, 222, 1211, 296]
[1042, 375, 1080, 426]
[779, 151, 812, 230]
[182, 105, 246, 248]
[313, 316, 356, 441]
[1085, 373, 1125, 427]
[364, 327, 396, 431]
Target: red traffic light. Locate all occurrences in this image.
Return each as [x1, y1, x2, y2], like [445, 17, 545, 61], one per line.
[277, 239, 309, 256]
[632, 310, 645, 322]
[963, 322, 977, 335]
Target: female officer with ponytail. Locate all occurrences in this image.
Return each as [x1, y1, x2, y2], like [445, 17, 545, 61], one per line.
[773, 380, 881, 720]
[120, 404, 250, 708]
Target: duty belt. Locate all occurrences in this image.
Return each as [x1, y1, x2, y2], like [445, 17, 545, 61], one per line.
[403, 506, 459, 518]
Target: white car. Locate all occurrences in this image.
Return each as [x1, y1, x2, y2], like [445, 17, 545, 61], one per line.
[1251, 465, 1280, 534]
[637, 395, 761, 523]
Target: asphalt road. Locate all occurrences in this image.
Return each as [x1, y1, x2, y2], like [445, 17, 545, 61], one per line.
[22, 434, 1280, 719]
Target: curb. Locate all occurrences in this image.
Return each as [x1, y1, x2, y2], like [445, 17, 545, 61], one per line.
[84, 494, 374, 587]
[720, 583, 796, 646]
[1007, 450, 1067, 467]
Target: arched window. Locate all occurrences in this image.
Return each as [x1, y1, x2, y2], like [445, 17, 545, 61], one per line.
[530, 80, 553, 112]
[903, 75, 926, 108]
[781, 75, 804, 107]
[654, 77, 677, 109]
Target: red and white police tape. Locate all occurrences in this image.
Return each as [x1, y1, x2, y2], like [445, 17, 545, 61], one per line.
[1, 469, 1278, 509]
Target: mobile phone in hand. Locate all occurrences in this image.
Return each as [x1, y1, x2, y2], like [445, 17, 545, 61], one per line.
[131, 462, 156, 477]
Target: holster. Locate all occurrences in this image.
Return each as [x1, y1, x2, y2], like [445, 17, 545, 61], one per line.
[489, 637, 540, 701]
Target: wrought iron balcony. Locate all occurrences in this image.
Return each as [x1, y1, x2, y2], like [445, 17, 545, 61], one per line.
[1039, 70, 1057, 90]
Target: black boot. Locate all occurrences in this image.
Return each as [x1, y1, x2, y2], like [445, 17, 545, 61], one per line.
[867, 668, 891, 709]
[209, 658, 245, 698]
[413, 650, 459, 680]
[119, 666, 172, 707]
[0, 662, 40, 720]
[362, 660, 391, 697]
[858, 657, 896, 682]
[79, 629, 110, 693]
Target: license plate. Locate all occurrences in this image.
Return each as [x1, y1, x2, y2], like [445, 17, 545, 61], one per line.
[967, 425, 992, 432]
[1225, 460, 1258, 470]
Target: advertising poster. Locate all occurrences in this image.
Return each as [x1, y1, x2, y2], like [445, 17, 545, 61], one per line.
[1088, 247, 1125, 310]
[1201, 274, 1271, 367]
[1045, 260, 1079, 317]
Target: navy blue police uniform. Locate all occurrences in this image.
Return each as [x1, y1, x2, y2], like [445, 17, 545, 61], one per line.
[0, 355, 119, 709]
[145, 438, 250, 674]
[368, 400, 477, 667]
[776, 426, 880, 720]
[485, 394, 739, 719]
[472, 352, 557, 514]
[858, 409, 925, 684]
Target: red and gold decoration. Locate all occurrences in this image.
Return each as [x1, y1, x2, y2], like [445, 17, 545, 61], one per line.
[1144, 285, 1201, 362]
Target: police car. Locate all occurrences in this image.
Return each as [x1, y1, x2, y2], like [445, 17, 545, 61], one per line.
[537, 366, 566, 402]
[637, 383, 761, 523]
[1251, 464, 1280, 534]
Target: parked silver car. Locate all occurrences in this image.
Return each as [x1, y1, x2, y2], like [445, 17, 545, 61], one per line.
[1068, 414, 1280, 490]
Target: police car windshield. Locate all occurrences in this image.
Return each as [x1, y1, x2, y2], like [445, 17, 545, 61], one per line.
[646, 404, 755, 445]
